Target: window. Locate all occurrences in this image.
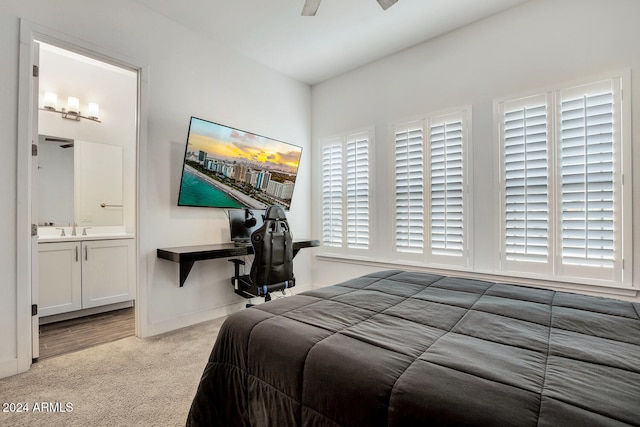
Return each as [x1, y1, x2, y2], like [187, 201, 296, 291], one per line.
[430, 117, 465, 257]
[502, 94, 550, 266]
[346, 136, 369, 249]
[393, 109, 470, 267]
[394, 123, 424, 253]
[322, 142, 343, 247]
[560, 88, 615, 269]
[498, 77, 631, 286]
[321, 131, 370, 251]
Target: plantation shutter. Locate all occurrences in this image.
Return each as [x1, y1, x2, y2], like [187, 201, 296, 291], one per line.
[430, 116, 464, 256]
[560, 88, 615, 268]
[322, 142, 343, 247]
[346, 135, 369, 249]
[503, 101, 549, 262]
[395, 123, 424, 253]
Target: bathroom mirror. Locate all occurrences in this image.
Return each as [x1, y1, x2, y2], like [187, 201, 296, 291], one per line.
[38, 135, 124, 227]
[38, 135, 74, 226]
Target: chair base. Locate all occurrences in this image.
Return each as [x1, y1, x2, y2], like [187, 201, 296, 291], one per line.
[233, 282, 283, 301]
[229, 257, 294, 305]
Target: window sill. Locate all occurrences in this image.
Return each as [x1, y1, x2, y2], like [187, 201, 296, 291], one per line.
[315, 253, 638, 299]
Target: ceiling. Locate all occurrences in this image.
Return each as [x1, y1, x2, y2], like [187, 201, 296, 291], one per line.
[135, 0, 530, 85]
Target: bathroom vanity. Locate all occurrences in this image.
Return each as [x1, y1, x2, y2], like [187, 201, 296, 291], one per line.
[36, 135, 136, 322]
[37, 226, 135, 319]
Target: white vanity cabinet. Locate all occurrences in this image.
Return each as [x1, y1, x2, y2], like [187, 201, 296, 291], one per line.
[38, 241, 82, 317]
[81, 239, 135, 309]
[38, 238, 135, 317]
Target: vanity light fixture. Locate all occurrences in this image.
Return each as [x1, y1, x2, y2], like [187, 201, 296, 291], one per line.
[41, 91, 101, 123]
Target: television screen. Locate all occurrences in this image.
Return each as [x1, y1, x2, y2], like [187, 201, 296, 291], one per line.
[177, 117, 303, 210]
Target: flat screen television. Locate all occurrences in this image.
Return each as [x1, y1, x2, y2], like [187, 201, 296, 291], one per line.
[177, 116, 303, 210]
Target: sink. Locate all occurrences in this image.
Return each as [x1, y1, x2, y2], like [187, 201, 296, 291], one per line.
[38, 225, 133, 242]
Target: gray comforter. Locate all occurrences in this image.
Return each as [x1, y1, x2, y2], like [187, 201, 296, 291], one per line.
[187, 270, 640, 426]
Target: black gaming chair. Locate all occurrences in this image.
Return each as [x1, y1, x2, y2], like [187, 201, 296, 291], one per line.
[229, 205, 295, 303]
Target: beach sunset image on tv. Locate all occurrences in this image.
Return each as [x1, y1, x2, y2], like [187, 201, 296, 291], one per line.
[177, 117, 303, 210]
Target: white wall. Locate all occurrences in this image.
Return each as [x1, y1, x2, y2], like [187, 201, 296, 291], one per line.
[310, 0, 640, 299]
[0, 0, 311, 378]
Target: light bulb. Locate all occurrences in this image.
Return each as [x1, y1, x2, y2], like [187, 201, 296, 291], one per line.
[43, 92, 57, 110]
[67, 96, 80, 114]
[87, 102, 100, 120]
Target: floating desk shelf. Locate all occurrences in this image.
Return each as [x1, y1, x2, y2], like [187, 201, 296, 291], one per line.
[157, 240, 320, 286]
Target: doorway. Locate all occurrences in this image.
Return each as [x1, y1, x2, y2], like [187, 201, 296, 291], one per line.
[32, 40, 139, 360]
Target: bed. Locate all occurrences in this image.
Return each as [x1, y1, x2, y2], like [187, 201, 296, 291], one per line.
[186, 270, 640, 426]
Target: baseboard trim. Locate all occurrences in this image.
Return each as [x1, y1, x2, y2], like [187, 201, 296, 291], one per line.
[144, 302, 245, 337]
[143, 281, 317, 338]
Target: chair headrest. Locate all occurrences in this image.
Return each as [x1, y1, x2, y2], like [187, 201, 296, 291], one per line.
[264, 205, 287, 220]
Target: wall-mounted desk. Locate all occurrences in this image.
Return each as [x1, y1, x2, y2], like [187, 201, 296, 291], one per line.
[157, 240, 320, 287]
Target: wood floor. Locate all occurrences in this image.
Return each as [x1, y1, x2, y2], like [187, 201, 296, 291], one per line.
[38, 307, 135, 360]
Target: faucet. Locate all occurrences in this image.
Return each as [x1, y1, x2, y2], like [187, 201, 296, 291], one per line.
[82, 227, 92, 236]
[71, 222, 77, 236]
[55, 227, 66, 237]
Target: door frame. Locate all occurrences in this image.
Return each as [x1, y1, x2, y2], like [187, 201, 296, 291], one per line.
[17, 19, 149, 373]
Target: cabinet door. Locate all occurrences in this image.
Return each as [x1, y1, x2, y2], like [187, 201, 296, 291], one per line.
[81, 239, 135, 309]
[38, 242, 82, 317]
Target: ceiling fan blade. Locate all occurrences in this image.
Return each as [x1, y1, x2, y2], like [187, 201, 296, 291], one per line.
[302, 0, 322, 16]
[376, 0, 398, 10]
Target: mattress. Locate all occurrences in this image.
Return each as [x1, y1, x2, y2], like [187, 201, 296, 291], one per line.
[186, 270, 640, 426]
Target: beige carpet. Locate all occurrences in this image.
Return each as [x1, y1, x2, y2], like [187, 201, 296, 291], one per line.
[0, 316, 226, 427]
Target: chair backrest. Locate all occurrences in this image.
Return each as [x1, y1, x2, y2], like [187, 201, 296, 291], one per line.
[250, 205, 294, 286]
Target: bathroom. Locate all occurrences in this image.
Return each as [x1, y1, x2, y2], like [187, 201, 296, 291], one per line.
[34, 41, 138, 358]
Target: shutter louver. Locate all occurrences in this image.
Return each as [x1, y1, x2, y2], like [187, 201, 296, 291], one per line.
[430, 120, 464, 256]
[395, 125, 424, 253]
[560, 91, 615, 268]
[346, 136, 369, 249]
[322, 143, 343, 247]
[503, 104, 549, 262]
